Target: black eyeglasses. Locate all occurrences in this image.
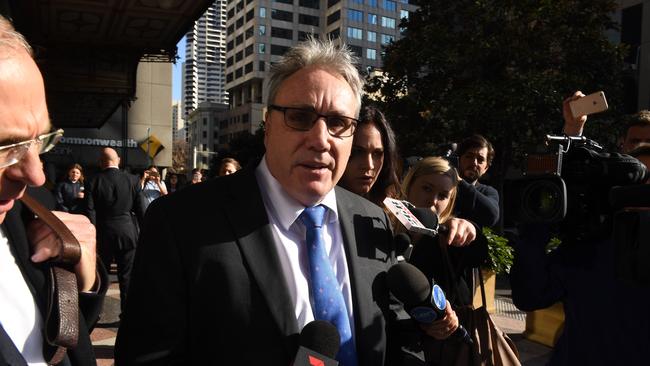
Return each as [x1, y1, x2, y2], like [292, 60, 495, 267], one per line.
[269, 105, 358, 138]
[0, 129, 64, 169]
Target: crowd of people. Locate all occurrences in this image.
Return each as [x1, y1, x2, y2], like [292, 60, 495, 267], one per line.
[1, 13, 649, 366]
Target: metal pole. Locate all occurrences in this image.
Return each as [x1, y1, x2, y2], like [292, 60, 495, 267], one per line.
[193, 146, 197, 169]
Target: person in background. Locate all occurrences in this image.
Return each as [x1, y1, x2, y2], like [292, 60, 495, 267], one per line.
[165, 172, 182, 193]
[190, 168, 202, 184]
[453, 135, 500, 227]
[55, 163, 86, 214]
[218, 157, 242, 176]
[338, 105, 400, 206]
[401, 156, 487, 307]
[139, 165, 167, 210]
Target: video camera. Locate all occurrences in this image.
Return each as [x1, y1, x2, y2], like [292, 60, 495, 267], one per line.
[504, 134, 648, 242]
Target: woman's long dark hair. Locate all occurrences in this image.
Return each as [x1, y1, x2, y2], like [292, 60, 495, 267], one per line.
[359, 105, 401, 206]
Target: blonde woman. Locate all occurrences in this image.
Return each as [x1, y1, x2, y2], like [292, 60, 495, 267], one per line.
[402, 157, 488, 307]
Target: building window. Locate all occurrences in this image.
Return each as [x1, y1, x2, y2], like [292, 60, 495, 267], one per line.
[235, 34, 243, 45]
[367, 31, 376, 42]
[382, 0, 396, 11]
[298, 31, 318, 41]
[299, 0, 319, 9]
[328, 28, 340, 39]
[381, 16, 396, 28]
[327, 10, 340, 25]
[227, 8, 235, 19]
[245, 26, 254, 39]
[273, 0, 293, 3]
[236, 17, 244, 29]
[271, 27, 293, 40]
[226, 56, 234, 66]
[349, 45, 362, 58]
[347, 27, 363, 40]
[236, 0, 244, 11]
[366, 48, 377, 60]
[246, 9, 255, 22]
[227, 24, 235, 35]
[236, 51, 243, 61]
[258, 43, 266, 53]
[327, 0, 340, 7]
[227, 40, 234, 51]
[245, 62, 253, 74]
[368, 0, 377, 6]
[227, 73, 233, 82]
[381, 34, 393, 45]
[245, 44, 254, 56]
[259, 61, 265, 71]
[400, 9, 409, 20]
[367, 13, 377, 24]
[271, 44, 290, 55]
[203, 118, 207, 126]
[350, 0, 363, 4]
[235, 67, 243, 78]
[202, 131, 207, 138]
[271, 9, 293, 22]
[299, 14, 319, 26]
[259, 25, 266, 35]
[348, 9, 363, 22]
[260, 7, 266, 18]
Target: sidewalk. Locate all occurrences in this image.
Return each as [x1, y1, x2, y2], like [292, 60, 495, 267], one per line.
[90, 274, 554, 365]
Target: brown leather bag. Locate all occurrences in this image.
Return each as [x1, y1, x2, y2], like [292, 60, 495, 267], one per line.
[20, 194, 81, 366]
[423, 241, 521, 366]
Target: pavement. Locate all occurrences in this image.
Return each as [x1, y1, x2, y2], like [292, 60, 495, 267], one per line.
[90, 272, 553, 365]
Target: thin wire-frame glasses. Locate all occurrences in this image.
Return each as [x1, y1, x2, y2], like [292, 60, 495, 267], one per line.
[0, 129, 64, 168]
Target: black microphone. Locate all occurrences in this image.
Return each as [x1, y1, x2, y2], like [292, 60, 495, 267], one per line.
[293, 320, 340, 366]
[394, 232, 413, 260]
[386, 262, 473, 345]
[409, 207, 448, 235]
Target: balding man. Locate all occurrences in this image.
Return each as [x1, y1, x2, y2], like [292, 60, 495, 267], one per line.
[0, 15, 105, 365]
[86, 147, 143, 314]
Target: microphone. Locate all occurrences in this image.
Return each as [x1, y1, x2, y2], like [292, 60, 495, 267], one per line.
[394, 232, 413, 261]
[293, 320, 340, 366]
[386, 262, 473, 345]
[409, 207, 448, 235]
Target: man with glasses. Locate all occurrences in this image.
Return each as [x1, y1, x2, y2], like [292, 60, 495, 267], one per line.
[116, 38, 437, 365]
[0, 16, 105, 365]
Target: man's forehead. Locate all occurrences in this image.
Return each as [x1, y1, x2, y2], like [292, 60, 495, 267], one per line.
[464, 147, 488, 157]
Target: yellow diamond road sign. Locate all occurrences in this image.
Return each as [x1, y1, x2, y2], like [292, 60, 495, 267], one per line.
[140, 134, 164, 159]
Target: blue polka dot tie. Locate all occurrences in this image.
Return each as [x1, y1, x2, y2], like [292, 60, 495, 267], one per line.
[300, 205, 358, 366]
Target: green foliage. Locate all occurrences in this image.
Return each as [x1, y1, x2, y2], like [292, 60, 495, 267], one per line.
[482, 227, 514, 274]
[370, 0, 627, 182]
[546, 237, 562, 253]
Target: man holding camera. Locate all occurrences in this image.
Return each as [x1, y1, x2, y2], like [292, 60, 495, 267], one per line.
[509, 91, 650, 364]
[453, 135, 500, 227]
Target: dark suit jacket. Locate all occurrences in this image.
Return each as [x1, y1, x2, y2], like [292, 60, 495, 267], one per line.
[86, 168, 143, 248]
[115, 168, 412, 365]
[454, 181, 500, 227]
[0, 199, 107, 365]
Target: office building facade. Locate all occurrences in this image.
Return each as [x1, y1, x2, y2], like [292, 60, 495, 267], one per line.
[223, 0, 417, 143]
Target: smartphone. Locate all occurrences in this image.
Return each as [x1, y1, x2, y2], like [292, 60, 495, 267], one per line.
[569, 91, 608, 119]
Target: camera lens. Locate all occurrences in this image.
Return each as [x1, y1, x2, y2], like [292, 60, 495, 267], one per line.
[521, 179, 565, 222]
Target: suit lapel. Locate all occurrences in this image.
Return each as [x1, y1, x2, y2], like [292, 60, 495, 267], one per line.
[336, 188, 385, 366]
[223, 170, 299, 339]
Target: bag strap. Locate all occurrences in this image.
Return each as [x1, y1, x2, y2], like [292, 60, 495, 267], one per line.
[19, 194, 81, 366]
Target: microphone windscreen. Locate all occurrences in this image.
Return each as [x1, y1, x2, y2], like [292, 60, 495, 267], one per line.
[393, 233, 412, 256]
[299, 320, 340, 359]
[386, 262, 430, 306]
[409, 207, 439, 230]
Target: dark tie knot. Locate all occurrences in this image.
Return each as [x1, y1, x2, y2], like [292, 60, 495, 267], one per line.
[301, 204, 327, 228]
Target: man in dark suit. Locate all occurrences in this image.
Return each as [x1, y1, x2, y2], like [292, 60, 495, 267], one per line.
[0, 16, 105, 365]
[115, 38, 455, 365]
[453, 134, 500, 227]
[86, 147, 143, 314]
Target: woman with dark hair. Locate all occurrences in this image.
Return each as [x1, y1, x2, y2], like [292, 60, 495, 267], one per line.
[55, 163, 86, 214]
[338, 105, 400, 206]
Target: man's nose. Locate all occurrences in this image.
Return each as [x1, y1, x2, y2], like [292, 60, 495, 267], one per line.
[305, 118, 331, 151]
[6, 147, 46, 187]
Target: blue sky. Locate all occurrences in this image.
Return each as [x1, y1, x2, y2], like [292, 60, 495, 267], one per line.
[172, 36, 186, 102]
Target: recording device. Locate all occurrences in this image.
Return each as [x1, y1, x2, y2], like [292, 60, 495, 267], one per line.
[569, 91, 609, 119]
[292, 320, 340, 366]
[504, 134, 648, 241]
[148, 170, 159, 178]
[383, 198, 439, 236]
[386, 262, 473, 345]
[438, 142, 459, 169]
[394, 233, 413, 261]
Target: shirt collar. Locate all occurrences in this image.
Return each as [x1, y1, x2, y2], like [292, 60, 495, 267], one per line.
[255, 155, 339, 231]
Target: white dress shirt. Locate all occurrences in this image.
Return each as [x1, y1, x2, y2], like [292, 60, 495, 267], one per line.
[0, 227, 47, 365]
[255, 157, 356, 334]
